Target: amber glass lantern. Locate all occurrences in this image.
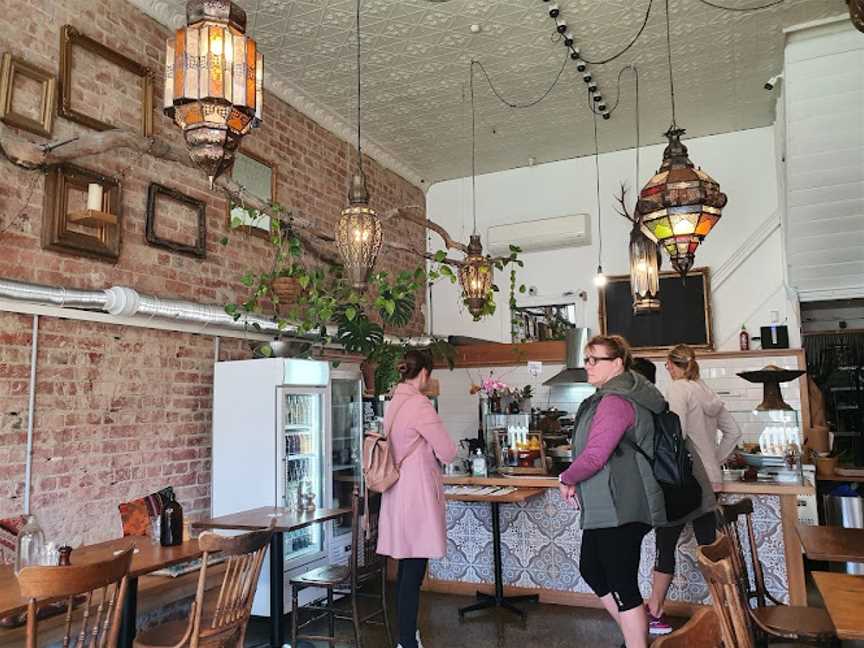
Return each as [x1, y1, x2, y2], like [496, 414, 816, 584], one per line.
[629, 223, 661, 314]
[336, 172, 383, 291]
[164, 0, 263, 186]
[459, 234, 494, 320]
[636, 127, 727, 276]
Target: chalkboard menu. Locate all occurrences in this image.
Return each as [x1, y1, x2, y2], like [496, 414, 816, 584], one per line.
[598, 267, 713, 351]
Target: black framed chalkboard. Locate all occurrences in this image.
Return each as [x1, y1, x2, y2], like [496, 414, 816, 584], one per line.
[598, 267, 713, 351]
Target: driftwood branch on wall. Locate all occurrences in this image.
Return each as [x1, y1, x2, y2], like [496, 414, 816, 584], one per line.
[0, 125, 469, 265]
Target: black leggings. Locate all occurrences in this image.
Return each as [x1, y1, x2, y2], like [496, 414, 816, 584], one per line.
[580, 522, 651, 612]
[396, 558, 428, 648]
[654, 510, 717, 575]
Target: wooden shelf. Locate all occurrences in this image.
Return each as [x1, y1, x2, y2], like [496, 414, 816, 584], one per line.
[67, 209, 117, 227]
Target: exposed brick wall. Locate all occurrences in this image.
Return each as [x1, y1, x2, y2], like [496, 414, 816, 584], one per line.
[0, 0, 427, 545]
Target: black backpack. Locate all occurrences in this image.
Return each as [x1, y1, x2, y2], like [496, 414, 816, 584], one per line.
[629, 407, 702, 522]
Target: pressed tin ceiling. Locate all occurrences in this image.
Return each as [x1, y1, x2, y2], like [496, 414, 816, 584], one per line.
[130, 0, 845, 186]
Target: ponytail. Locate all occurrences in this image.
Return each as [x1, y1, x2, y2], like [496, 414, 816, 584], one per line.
[667, 344, 700, 380]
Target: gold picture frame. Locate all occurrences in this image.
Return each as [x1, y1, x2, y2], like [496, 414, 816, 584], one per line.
[598, 267, 714, 353]
[0, 52, 56, 137]
[42, 163, 122, 262]
[58, 25, 153, 136]
[226, 149, 277, 238]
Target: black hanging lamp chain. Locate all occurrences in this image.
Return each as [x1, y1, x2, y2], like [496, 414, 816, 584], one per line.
[664, 0, 678, 129]
[355, 0, 362, 174]
[470, 60, 478, 236]
[592, 102, 602, 269]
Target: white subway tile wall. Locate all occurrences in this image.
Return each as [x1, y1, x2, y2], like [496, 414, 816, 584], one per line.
[436, 353, 804, 447]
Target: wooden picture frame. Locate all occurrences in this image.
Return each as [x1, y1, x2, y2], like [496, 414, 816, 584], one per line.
[598, 267, 714, 353]
[227, 149, 276, 238]
[58, 25, 153, 136]
[42, 163, 122, 261]
[0, 53, 56, 137]
[145, 183, 207, 258]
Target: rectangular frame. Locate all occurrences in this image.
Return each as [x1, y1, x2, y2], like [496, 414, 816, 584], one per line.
[597, 267, 714, 353]
[0, 52, 56, 137]
[58, 25, 153, 136]
[145, 183, 207, 258]
[226, 149, 276, 238]
[41, 163, 122, 261]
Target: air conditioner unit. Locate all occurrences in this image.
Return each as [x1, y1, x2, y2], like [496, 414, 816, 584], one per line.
[486, 214, 590, 256]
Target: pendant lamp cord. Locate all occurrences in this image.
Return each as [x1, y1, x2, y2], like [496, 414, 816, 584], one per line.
[470, 60, 478, 235]
[664, 0, 677, 128]
[592, 103, 602, 269]
[355, 0, 362, 174]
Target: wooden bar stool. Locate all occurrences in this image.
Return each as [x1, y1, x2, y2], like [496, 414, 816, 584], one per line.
[133, 526, 273, 648]
[17, 546, 134, 648]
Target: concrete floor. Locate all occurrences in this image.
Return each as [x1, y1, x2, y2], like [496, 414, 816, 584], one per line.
[244, 591, 661, 648]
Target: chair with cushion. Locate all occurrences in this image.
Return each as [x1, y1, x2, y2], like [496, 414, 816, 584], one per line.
[133, 525, 273, 648]
[719, 498, 837, 645]
[290, 484, 393, 648]
[17, 546, 134, 648]
[652, 608, 722, 648]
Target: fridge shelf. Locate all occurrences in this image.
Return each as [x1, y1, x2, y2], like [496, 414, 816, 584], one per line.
[286, 453, 317, 460]
[332, 436, 356, 442]
[332, 464, 355, 471]
[284, 425, 313, 431]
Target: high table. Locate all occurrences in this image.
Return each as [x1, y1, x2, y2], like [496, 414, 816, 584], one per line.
[0, 536, 205, 648]
[795, 524, 864, 563]
[812, 571, 864, 641]
[194, 506, 349, 648]
[446, 487, 545, 620]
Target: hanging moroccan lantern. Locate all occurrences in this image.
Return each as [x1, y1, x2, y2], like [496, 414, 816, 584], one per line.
[164, 0, 263, 186]
[459, 234, 494, 320]
[336, 172, 383, 291]
[629, 222, 661, 314]
[636, 127, 727, 277]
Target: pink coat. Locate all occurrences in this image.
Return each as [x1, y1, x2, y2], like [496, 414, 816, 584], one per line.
[376, 382, 457, 560]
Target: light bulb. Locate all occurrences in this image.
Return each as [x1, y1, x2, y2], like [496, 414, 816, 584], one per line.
[593, 265, 607, 287]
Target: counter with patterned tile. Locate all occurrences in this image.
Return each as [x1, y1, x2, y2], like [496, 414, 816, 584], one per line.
[429, 476, 812, 611]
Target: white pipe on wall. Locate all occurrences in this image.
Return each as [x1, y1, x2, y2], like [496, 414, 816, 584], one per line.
[23, 315, 38, 515]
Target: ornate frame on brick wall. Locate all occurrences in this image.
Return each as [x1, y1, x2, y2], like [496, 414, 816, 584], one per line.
[42, 163, 122, 261]
[226, 149, 276, 239]
[58, 25, 153, 136]
[0, 52, 56, 137]
[145, 183, 207, 258]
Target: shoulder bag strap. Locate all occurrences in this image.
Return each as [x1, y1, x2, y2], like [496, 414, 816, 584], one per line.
[385, 395, 425, 469]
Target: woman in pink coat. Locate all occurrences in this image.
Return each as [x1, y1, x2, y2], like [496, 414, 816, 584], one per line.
[377, 349, 457, 648]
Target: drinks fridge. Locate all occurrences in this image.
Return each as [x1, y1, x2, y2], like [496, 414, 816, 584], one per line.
[212, 357, 363, 617]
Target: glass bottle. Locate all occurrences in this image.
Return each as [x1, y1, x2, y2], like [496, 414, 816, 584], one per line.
[160, 492, 184, 547]
[739, 325, 750, 351]
[15, 514, 46, 574]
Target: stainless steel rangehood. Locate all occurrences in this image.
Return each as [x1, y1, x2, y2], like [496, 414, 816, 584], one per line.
[543, 327, 590, 385]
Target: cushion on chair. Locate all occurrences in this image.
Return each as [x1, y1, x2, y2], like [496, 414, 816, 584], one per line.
[753, 606, 836, 640]
[118, 487, 174, 537]
[290, 564, 350, 587]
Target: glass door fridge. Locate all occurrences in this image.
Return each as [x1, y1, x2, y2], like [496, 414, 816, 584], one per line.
[277, 385, 328, 567]
[328, 366, 363, 562]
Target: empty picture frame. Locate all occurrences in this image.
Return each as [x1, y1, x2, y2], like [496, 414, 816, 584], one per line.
[227, 150, 276, 238]
[0, 52, 56, 137]
[145, 183, 207, 258]
[42, 163, 122, 261]
[58, 25, 153, 136]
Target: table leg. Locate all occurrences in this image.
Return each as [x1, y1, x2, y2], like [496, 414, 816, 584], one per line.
[270, 532, 285, 648]
[458, 502, 538, 620]
[118, 576, 138, 648]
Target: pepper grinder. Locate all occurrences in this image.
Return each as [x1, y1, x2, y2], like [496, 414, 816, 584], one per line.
[58, 546, 73, 566]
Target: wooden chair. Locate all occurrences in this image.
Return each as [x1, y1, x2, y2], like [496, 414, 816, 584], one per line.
[290, 485, 393, 648]
[133, 526, 273, 648]
[652, 608, 722, 648]
[17, 546, 134, 648]
[718, 498, 837, 645]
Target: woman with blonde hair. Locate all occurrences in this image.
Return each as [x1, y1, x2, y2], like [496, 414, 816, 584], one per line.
[646, 344, 742, 635]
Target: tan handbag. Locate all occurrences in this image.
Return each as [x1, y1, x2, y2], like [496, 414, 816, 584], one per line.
[362, 399, 421, 493]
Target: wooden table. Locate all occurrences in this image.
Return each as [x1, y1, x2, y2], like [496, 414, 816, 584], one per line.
[0, 536, 204, 648]
[796, 524, 864, 563]
[194, 506, 349, 648]
[813, 571, 864, 640]
[446, 487, 545, 620]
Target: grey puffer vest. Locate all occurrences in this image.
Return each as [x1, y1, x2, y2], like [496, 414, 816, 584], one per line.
[570, 371, 668, 530]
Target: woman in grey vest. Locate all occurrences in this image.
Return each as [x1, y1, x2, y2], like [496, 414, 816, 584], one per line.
[558, 335, 666, 648]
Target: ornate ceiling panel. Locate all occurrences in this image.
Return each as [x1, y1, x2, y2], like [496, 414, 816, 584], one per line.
[130, 0, 846, 186]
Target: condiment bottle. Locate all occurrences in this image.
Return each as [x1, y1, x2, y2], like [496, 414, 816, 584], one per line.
[739, 324, 750, 351]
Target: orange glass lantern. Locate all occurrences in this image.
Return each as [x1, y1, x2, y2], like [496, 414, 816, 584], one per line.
[636, 127, 727, 277]
[164, 0, 262, 186]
